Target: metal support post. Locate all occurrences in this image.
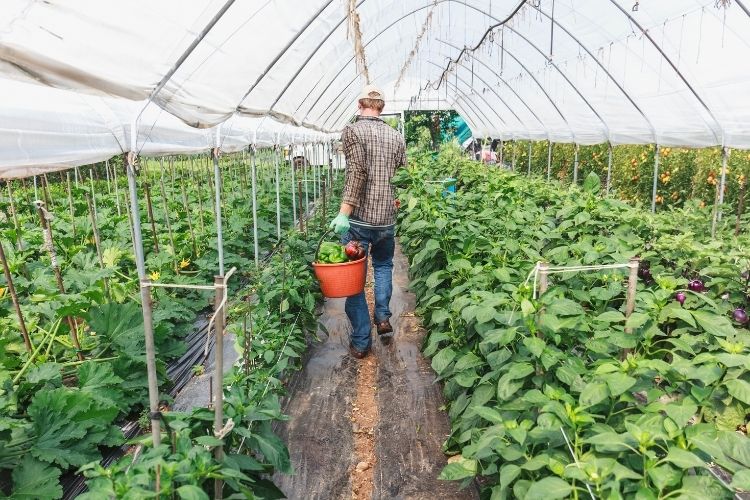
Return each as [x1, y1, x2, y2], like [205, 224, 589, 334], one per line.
[527, 142, 532, 176]
[213, 274, 225, 499]
[250, 147, 260, 268]
[511, 140, 517, 171]
[606, 143, 613, 194]
[573, 144, 579, 184]
[212, 148, 225, 276]
[717, 147, 730, 222]
[651, 144, 660, 213]
[290, 148, 298, 227]
[499, 139, 504, 166]
[547, 141, 553, 180]
[538, 262, 549, 296]
[126, 153, 161, 447]
[0, 241, 31, 352]
[274, 146, 282, 240]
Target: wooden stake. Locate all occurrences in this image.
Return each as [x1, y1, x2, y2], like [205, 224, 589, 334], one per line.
[85, 190, 108, 295]
[6, 181, 23, 251]
[34, 201, 83, 360]
[158, 160, 176, 261]
[0, 240, 32, 352]
[213, 274, 226, 500]
[143, 182, 160, 254]
[736, 179, 746, 237]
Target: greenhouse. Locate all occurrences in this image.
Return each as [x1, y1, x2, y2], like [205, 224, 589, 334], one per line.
[0, 0, 749, 498]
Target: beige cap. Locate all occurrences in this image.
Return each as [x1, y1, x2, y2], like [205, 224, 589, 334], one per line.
[358, 84, 385, 101]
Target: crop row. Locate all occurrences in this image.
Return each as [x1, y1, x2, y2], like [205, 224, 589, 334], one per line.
[0, 151, 336, 498]
[396, 146, 750, 499]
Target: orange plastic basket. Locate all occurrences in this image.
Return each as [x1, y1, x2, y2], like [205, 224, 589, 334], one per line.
[312, 231, 367, 298]
[312, 257, 367, 298]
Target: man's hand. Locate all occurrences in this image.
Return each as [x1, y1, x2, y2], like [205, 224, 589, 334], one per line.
[329, 213, 350, 235]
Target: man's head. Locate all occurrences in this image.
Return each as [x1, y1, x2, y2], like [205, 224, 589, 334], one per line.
[357, 84, 385, 115]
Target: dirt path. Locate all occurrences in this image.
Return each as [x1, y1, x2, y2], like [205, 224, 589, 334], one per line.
[274, 241, 477, 500]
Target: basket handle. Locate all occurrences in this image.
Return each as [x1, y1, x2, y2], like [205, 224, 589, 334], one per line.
[315, 228, 334, 258]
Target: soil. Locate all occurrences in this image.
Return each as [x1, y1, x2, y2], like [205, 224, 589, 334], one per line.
[274, 241, 478, 500]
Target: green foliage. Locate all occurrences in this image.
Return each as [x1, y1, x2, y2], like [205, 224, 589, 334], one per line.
[396, 145, 750, 498]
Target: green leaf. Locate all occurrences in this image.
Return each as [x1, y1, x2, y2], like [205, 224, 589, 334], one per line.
[176, 485, 209, 500]
[248, 428, 292, 474]
[692, 310, 735, 337]
[579, 381, 609, 407]
[499, 463, 521, 491]
[595, 311, 625, 323]
[725, 379, 750, 404]
[432, 347, 457, 375]
[194, 436, 224, 447]
[664, 399, 698, 428]
[602, 372, 636, 396]
[730, 469, 750, 491]
[664, 447, 706, 469]
[472, 406, 504, 424]
[625, 312, 649, 330]
[666, 307, 696, 327]
[523, 337, 546, 358]
[439, 457, 477, 480]
[524, 477, 572, 500]
[476, 306, 497, 324]
[11, 455, 62, 499]
[583, 172, 601, 194]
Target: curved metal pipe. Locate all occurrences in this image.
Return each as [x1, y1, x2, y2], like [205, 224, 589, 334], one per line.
[527, 2, 656, 141]
[435, 38, 547, 134]
[607, 0, 721, 143]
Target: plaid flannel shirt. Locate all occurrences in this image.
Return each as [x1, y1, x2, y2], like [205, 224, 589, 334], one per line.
[341, 116, 407, 227]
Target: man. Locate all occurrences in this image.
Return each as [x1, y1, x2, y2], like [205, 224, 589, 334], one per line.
[329, 84, 407, 359]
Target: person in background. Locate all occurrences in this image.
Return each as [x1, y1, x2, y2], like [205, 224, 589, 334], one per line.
[328, 84, 407, 359]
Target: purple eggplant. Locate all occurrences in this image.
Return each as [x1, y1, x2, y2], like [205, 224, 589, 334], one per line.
[733, 308, 749, 325]
[675, 292, 687, 306]
[688, 280, 705, 293]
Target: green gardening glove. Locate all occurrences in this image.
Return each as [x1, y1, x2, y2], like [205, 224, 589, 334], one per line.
[329, 213, 350, 235]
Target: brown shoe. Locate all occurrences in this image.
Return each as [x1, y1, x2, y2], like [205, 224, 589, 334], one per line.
[349, 344, 369, 359]
[376, 320, 393, 336]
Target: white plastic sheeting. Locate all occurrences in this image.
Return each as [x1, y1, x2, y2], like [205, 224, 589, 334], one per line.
[1, 0, 750, 177]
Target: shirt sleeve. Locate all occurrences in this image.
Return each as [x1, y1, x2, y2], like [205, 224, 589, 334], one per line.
[397, 139, 407, 168]
[341, 126, 367, 208]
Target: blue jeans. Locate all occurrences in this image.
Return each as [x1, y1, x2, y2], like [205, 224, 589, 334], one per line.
[341, 224, 395, 352]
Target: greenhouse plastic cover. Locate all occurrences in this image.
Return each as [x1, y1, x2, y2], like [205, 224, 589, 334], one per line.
[1, 0, 750, 177]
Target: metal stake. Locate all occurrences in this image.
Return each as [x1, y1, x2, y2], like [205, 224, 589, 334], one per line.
[573, 144, 579, 184]
[250, 147, 260, 268]
[0, 240, 31, 352]
[212, 148, 225, 276]
[274, 146, 282, 240]
[546, 141, 553, 180]
[606, 143, 613, 194]
[623, 257, 640, 356]
[651, 144, 660, 213]
[527, 142, 532, 176]
[717, 147, 730, 222]
[290, 149, 298, 227]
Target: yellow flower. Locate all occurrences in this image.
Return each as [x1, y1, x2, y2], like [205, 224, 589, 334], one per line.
[179, 258, 190, 269]
[149, 271, 160, 281]
[0, 287, 5, 298]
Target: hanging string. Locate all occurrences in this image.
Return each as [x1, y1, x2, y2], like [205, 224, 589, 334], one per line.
[345, 0, 370, 83]
[677, 14, 686, 68]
